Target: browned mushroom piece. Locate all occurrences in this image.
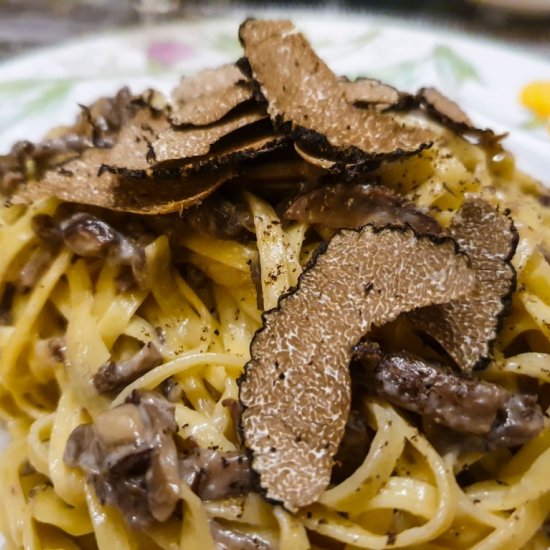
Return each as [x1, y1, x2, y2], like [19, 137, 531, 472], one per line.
[180, 448, 256, 501]
[238, 19, 433, 165]
[352, 342, 544, 447]
[64, 391, 180, 529]
[170, 82, 255, 127]
[64, 391, 259, 528]
[182, 194, 255, 241]
[239, 225, 476, 511]
[93, 342, 164, 394]
[331, 410, 370, 484]
[408, 198, 518, 371]
[171, 64, 246, 104]
[343, 77, 406, 110]
[283, 182, 442, 235]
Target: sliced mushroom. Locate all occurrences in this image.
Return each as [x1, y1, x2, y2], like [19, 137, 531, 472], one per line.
[0, 283, 15, 325]
[238, 19, 433, 165]
[408, 198, 518, 371]
[93, 342, 163, 394]
[180, 448, 256, 501]
[17, 245, 57, 292]
[283, 182, 442, 235]
[64, 391, 180, 529]
[239, 225, 475, 511]
[331, 410, 370, 484]
[64, 391, 259, 528]
[183, 194, 254, 241]
[352, 342, 544, 447]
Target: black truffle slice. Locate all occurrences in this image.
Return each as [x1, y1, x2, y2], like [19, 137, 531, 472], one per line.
[343, 77, 406, 110]
[171, 64, 245, 104]
[97, 104, 171, 173]
[152, 109, 267, 163]
[0, 87, 137, 195]
[15, 155, 234, 215]
[239, 225, 476, 511]
[170, 82, 255, 127]
[293, 143, 336, 170]
[416, 87, 505, 148]
[283, 182, 442, 235]
[418, 87, 473, 127]
[408, 199, 518, 371]
[239, 19, 433, 164]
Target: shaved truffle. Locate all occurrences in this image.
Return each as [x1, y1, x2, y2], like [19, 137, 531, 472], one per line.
[0, 87, 137, 195]
[293, 143, 336, 170]
[418, 87, 472, 127]
[170, 82, 254, 127]
[239, 225, 475, 511]
[417, 87, 504, 149]
[171, 64, 245, 104]
[97, 105, 170, 173]
[239, 19, 433, 165]
[16, 158, 233, 215]
[344, 77, 404, 110]
[152, 109, 267, 163]
[408, 199, 517, 371]
[283, 182, 442, 235]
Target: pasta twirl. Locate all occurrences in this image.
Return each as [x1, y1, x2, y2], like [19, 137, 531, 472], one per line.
[1, 20, 550, 550]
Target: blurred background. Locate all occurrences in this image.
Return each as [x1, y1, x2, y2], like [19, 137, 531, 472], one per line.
[1, 0, 550, 61]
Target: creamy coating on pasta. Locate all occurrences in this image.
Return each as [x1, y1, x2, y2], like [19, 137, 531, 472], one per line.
[1, 21, 550, 550]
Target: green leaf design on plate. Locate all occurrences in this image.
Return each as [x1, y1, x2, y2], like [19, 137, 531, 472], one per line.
[0, 79, 73, 131]
[520, 115, 546, 130]
[24, 80, 73, 116]
[433, 45, 481, 87]
[211, 32, 242, 57]
[366, 59, 424, 89]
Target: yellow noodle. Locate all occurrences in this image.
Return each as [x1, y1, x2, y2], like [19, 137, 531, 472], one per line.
[1, 130, 550, 549]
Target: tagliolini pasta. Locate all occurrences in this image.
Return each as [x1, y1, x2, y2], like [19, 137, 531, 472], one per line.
[0, 125, 549, 550]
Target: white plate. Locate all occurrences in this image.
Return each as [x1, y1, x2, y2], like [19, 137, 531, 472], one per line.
[0, 9, 549, 546]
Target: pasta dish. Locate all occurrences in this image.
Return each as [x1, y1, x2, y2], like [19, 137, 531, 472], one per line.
[0, 18, 550, 550]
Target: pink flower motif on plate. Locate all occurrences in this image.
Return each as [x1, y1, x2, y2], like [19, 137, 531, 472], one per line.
[147, 41, 195, 67]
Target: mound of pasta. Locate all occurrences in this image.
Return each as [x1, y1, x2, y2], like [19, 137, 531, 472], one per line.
[1, 18, 550, 550]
